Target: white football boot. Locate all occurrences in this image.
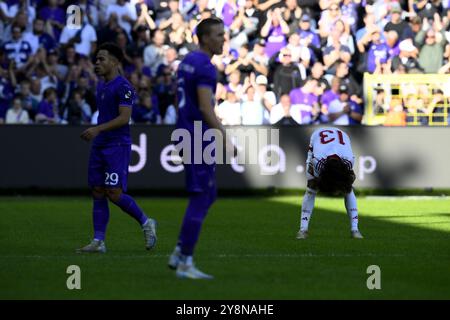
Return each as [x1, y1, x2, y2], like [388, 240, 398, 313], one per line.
[176, 262, 214, 280]
[296, 230, 309, 240]
[142, 218, 157, 250]
[351, 230, 364, 239]
[76, 239, 106, 253]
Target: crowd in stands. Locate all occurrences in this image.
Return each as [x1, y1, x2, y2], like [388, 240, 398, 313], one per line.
[0, 0, 449, 126]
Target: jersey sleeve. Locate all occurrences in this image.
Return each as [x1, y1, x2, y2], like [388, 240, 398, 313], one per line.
[117, 82, 135, 108]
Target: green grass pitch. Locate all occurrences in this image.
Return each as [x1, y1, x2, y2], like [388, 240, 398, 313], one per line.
[1, 195, 449, 299]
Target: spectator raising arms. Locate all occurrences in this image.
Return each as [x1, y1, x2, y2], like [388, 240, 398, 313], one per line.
[260, 7, 290, 59]
[415, 16, 447, 73]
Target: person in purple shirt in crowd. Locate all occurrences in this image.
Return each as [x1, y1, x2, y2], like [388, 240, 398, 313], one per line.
[386, 30, 400, 60]
[221, 0, 238, 29]
[38, 0, 65, 41]
[358, 28, 390, 73]
[168, 17, 237, 280]
[77, 42, 157, 254]
[319, 76, 340, 123]
[35, 87, 59, 124]
[260, 7, 290, 59]
[289, 77, 320, 124]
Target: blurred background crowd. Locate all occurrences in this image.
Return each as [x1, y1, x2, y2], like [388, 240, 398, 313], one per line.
[1, 0, 449, 126]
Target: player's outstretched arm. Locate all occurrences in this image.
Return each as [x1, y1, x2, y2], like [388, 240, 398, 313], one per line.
[80, 106, 131, 141]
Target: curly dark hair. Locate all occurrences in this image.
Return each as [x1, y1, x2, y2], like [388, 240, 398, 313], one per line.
[96, 42, 124, 63]
[316, 157, 355, 195]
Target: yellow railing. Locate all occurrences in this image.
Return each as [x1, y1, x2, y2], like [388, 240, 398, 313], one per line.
[363, 73, 450, 126]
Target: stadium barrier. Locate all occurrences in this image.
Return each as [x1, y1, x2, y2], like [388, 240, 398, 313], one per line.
[364, 73, 450, 126]
[1, 125, 450, 190]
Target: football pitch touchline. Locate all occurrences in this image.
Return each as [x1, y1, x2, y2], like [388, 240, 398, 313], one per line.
[365, 196, 450, 200]
[0, 253, 408, 259]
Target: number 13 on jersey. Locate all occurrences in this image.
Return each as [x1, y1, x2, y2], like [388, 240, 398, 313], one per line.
[319, 129, 345, 145]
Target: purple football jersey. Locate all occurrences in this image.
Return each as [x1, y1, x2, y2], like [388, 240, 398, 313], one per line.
[222, 3, 237, 27]
[265, 26, 286, 59]
[176, 50, 218, 191]
[93, 75, 135, 147]
[289, 88, 318, 123]
[176, 50, 217, 133]
[367, 42, 390, 73]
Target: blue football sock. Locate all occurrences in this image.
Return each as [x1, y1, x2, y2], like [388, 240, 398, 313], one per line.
[114, 193, 148, 226]
[179, 192, 214, 256]
[93, 198, 110, 241]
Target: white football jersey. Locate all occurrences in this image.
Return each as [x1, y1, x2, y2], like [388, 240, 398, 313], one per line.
[306, 127, 355, 179]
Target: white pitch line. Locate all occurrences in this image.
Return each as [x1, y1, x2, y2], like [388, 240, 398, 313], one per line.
[365, 196, 450, 200]
[0, 253, 408, 259]
[216, 253, 407, 258]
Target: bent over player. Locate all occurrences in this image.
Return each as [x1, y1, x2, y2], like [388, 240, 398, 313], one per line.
[77, 42, 157, 253]
[297, 127, 363, 239]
